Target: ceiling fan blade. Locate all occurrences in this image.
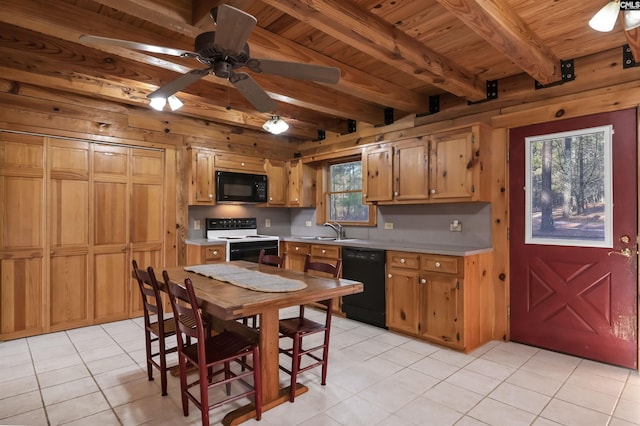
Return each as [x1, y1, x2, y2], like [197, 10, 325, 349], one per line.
[79, 34, 197, 58]
[148, 68, 211, 98]
[210, 4, 257, 55]
[246, 59, 341, 84]
[229, 72, 276, 113]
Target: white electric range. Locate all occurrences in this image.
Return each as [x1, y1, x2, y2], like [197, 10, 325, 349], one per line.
[205, 217, 279, 262]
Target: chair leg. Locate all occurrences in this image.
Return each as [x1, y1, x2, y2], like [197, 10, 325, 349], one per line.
[224, 361, 232, 395]
[158, 333, 168, 396]
[199, 363, 210, 426]
[321, 330, 331, 386]
[289, 334, 301, 403]
[144, 330, 153, 382]
[179, 357, 189, 417]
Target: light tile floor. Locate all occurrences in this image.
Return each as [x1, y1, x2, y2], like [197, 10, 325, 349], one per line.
[1, 307, 639, 426]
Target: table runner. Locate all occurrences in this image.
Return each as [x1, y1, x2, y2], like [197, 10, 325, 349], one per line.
[183, 264, 307, 292]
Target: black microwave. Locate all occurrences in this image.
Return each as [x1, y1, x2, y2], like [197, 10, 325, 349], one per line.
[215, 171, 268, 203]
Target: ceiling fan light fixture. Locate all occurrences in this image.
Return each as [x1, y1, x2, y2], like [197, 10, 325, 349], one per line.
[149, 97, 167, 111]
[623, 9, 640, 30]
[262, 116, 289, 134]
[589, 0, 621, 32]
[167, 95, 184, 111]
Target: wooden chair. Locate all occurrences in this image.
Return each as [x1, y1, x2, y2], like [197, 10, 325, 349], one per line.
[258, 248, 286, 268]
[131, 260, 177, 396]
[241, 249, 287, 329]
[278, 254, 342, 402]
[162, 271, 262, 425]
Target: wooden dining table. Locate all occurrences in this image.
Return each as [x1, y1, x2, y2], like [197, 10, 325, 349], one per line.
[162, 261, 364, 425]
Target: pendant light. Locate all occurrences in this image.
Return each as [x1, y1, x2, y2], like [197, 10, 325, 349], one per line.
[262, 116, 289, 134]
[589, 0, 640, 32]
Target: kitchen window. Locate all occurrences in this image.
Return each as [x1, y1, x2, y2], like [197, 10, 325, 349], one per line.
[325, 159, 376, 226]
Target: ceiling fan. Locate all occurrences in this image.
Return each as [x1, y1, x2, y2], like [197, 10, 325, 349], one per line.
[79, 4, 341, 113]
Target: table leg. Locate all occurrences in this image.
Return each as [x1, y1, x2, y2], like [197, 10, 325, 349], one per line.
[221, 309, 308, 425]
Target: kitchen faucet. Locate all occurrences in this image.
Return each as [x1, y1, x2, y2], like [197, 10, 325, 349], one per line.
[323, 221, 345, 239]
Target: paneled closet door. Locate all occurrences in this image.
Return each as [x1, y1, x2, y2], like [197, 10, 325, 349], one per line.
[48, 139, 91, 331]
[93, 144, 129, 323]
[0, 132, 45, 339]
[130, 148, 164, 316]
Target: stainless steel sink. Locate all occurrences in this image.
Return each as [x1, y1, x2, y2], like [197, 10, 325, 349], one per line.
[296, 236, 357, 242]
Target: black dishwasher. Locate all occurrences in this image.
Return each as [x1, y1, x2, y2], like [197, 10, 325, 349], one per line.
[341, 247, 387, 329]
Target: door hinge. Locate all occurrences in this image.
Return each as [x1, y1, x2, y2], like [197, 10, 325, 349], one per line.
[471, 185, 475, 193]
[506, 149, 509, 163]
[507, 305, 511, 319]
[456, 332, 460, 341]
[456, 281, 460, 290]
[507, 227, 510, 240]
[471, 134, 475, 144]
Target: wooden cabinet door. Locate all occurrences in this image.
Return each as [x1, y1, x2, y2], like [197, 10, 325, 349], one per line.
[283, 242, 310, 271]
[287, 160, 301, 206]
[394, 139, 429, 202]
[266, 159, 287, 205]
[420, 274, 462, 347]
[48, 139, 91, 330]
[93, 144, 129, 323]
[0, 133, 45, 339]
[362, 145, 393, 202]
[386, 267, 420, 334]
[429, 129, 474, 200]
[190, 149, 215, 205]
[130, 148, 164, 317]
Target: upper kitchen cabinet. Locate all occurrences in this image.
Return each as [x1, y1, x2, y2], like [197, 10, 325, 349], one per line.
[215, 152, 265, 174]
[188, 147, 215, 205]
[287, 160, 316, 207]
[429, 124, 492, 202]
[265, 159, 287, 206]
[392, 137, 430, 203]
[362, 145, 393, 203]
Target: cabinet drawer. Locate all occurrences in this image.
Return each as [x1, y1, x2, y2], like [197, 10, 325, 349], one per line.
[420, 254, 460, 275]
[387, 251, 420, 269]
[215, 154, 265, 173]
[204, 246, 226, 262]
[311, 244, 340, 259]
[283, 242, 311, 255]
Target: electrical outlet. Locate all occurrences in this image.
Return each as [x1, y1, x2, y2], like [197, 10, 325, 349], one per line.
[194, 220, 201, 230]
[265, 219, 271, 228]
[305, 221, 312, 227]
[384, 222, 394, 230]
[449, 220, 462, 232]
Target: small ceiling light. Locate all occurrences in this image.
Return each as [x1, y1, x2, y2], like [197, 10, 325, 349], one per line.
[589, 0, 621, 32]
[167, 95, 184, 111]
[624, 9, 640, 30]
[149, 97, 166, 111]
[149, 95, 183, 111]
[262, 116, 289, 135]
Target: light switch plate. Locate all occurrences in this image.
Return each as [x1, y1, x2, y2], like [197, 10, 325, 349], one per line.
[384, 222, 394, 230]
[305, 221, 312, 227]
[265, 219, 271, 228]
[194, 220, 201, 230]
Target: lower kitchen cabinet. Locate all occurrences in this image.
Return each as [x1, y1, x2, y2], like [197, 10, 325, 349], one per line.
[386, 250, 492, 352]
[186, 243, 226, 265]
[282, 241, 311, 271]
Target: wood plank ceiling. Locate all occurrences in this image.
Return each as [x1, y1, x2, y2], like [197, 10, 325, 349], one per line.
[0, 0, 634, 143]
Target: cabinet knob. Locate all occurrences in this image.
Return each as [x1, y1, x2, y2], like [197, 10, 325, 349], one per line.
[435, 262, 441, 268]
[394, 191, 398, 196]
[211, 250, 218, 255]
[388, 273, 392, 278]
[295, 246, 300, 251]
[363, 193, 367, 198]
[322, 249, 326, 254]
[420, 278, 427, 284]
[269, 197, 273, 201]
[208, 194, 213, 199]
[430, 189, 436, 194]
[241, 162, 245, 166]
[400, 258, 406, 263]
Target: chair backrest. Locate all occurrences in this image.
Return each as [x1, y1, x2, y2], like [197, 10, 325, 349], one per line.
[162, 271, 205, 346]
[258, 249, 286, 268]
[303, 255, 342, 278]
[132, 260, 164, 320]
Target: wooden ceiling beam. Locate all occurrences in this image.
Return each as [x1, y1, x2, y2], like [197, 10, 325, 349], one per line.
[91, 0, 430, 113]
[436, 0, 559, 85]
[261, 0, 487, 101]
